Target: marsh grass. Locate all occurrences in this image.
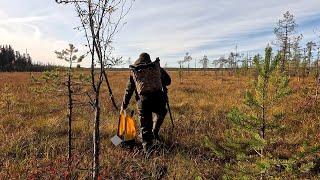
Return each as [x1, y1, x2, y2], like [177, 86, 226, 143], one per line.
[0, 71, 319, 179]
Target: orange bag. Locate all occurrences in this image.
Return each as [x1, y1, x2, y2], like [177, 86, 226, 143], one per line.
[117, 111, 136, 141]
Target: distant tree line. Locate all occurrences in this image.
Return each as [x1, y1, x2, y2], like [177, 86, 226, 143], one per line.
[181, 11, 320, 81]
[0, 45, 56, 72]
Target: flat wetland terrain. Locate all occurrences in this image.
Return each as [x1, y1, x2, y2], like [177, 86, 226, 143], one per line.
[0, 70, 319, 179]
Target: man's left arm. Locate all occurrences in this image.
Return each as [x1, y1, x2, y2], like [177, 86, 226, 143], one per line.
[160, 68, 171, 88]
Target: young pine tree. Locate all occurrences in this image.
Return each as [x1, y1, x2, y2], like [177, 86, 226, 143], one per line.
[55, 44, 84, 164]
[226, 46, 291, 176]
[274, 11, 297, 73]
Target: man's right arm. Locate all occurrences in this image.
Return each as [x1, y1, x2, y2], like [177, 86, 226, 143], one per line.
[122, 75, 136, 109]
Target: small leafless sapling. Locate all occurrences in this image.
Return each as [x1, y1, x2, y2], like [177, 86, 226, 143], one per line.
[56, 0, 133, 178]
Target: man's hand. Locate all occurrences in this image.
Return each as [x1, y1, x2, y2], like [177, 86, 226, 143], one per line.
[120, 106, 127, 116]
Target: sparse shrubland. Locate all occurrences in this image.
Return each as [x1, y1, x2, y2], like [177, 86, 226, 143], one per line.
[0, 69, 319, 179]
[1, 6, 320, 179]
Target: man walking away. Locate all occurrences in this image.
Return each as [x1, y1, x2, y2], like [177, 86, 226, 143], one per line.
[121, 53, 171, 153]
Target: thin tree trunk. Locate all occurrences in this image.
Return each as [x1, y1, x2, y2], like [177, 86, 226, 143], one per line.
[316, 49, 319, 100]
[261, 76, 269, 157]
[179, 63, 182, 83]
[67, 69, 73, 163]
[67, 59, 73, 170]
[93, 94, 101, 180]
[281, 27, 288, 73]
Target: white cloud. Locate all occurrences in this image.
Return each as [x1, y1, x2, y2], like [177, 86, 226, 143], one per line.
[0, 16, 50, 24]
[0, 6, 88, 67]
[113, 0, 320, 66]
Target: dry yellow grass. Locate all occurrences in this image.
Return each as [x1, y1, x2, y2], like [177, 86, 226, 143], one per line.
[0, 70, 319, 179]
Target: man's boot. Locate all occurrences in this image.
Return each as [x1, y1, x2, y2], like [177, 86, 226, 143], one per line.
[153, 129, 161, 141]
[153, 116, 165, 142]
[142, 141, 154, 157]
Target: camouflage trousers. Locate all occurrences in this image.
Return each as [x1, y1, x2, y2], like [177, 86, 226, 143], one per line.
[137, 91, 167, 145]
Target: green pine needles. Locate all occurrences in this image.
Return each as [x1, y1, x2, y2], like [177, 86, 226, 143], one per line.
[224, 46, 292, 178]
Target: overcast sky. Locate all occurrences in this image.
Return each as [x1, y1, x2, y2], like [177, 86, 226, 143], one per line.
[1, 0, 320, 67]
